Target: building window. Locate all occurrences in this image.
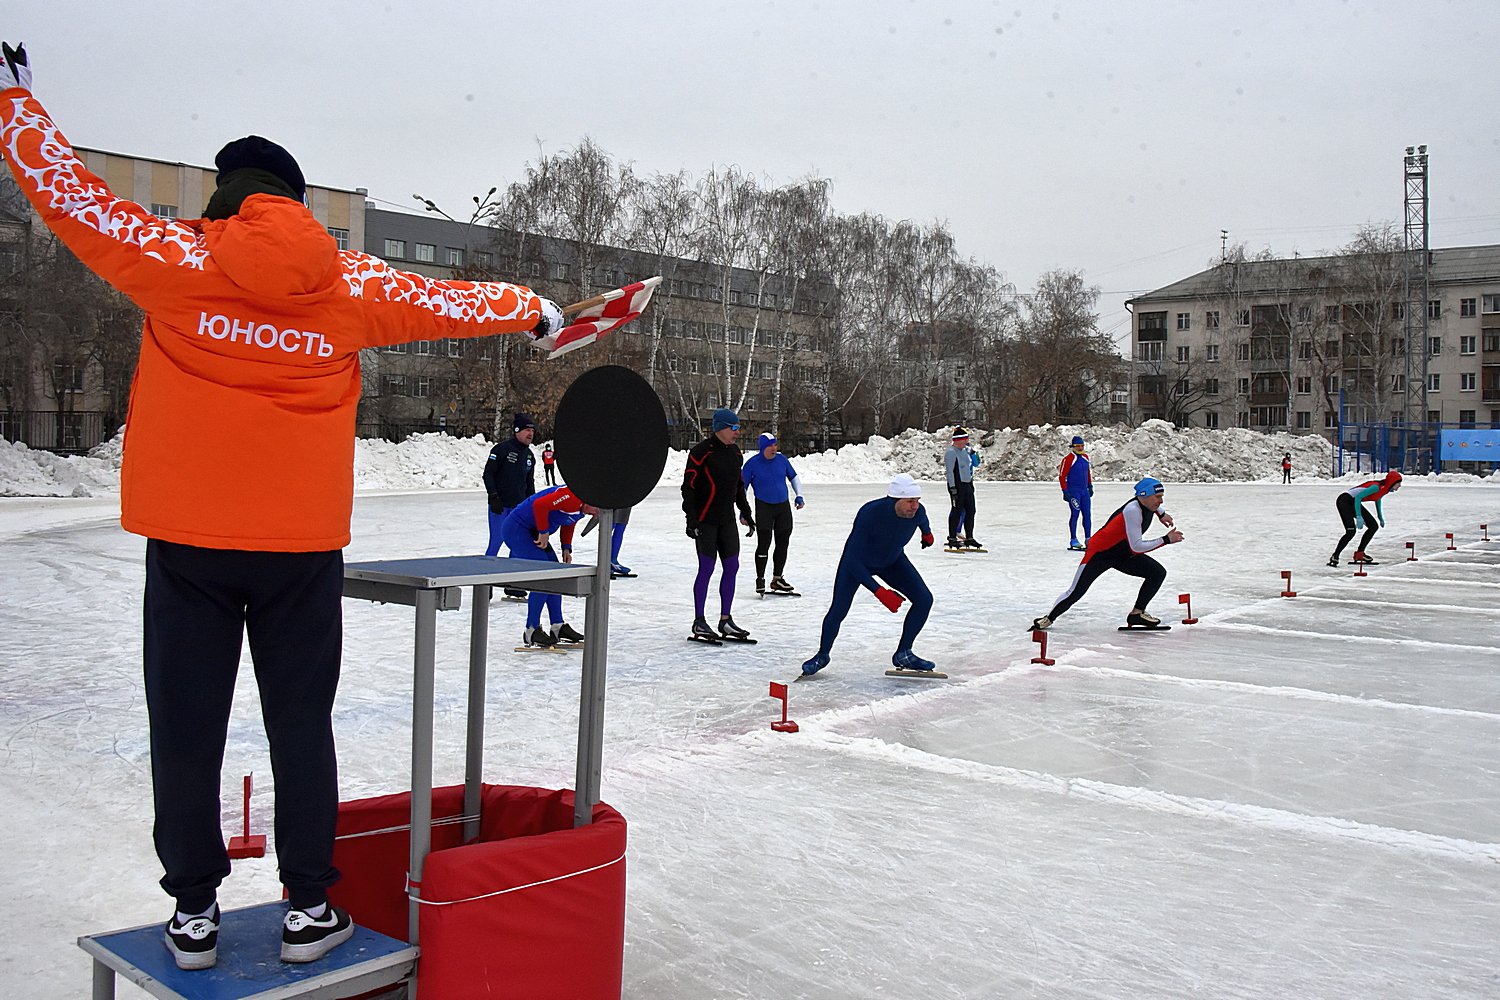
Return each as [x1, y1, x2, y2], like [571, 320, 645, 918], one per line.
[744, 396, 758, 411]
[746, 292, 758, 306]
[1205, 378, 1220, 395]
[1486, 333, 1500, 353]
[1427, 410, 1441, 423]
[1427, 300, 1442, 320]
[1176, 313, 1190, 330]
[447, 247, 464, 267]
[53, 361, 84, 392]
[765, 293, 778, 308]
[1461, 372, 1476, 391]
[1428, 336, 1442, 356]
[1324, 374, 1338, 392]
[1482, 294, 1500, 314]
[1138, 342, 1163, 363]
[1237, 377, 1250, 395]
[1296, 410, 1311, 429]
[1460, 298, 1477, 317]
[413, 376, 432, 398]
[688, 358, 699, 375]
[1235, 342, 1250, 361]
[1205, 310, 1220, 329]
[414, 340, 432, 356]
[326, 227, 349, 250]
[478, 252, 493, 268]
[1459, 410, 1476, 427]
[1325, 411, 1338, 428]
[1205, 344, 1220, 363]
[1298, 340, 1312, 360]
[1172, 378, 1191, 397]
[382, 374, 408, 396]
[553, 262, 570, 280]
[1392, 302, 1405, 321]
[1391, 375, 1406, 393]
[1238, 411, 1250, 428]
[415, 243, 436, 263]
[1325, 305, 1341, 323]
[1428, 373, 1440, 392]
[383, 342, 407, 354]
[1176, 345, 1190, 363]
[1460, 335, 1476, 355]
[447, 339, 462, 358]
[150, 203, 178, 219]
[1293, 305, 1310, 325]
[384, 239, 406, 258]
[1296, 376, 1312, 394]
[1235, 309, 1250, 326]
[1204, 411, 1219, 429]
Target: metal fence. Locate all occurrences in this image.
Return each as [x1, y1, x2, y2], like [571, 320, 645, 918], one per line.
[0, 410, 116, 454]
[1337, 420, 1500, 475]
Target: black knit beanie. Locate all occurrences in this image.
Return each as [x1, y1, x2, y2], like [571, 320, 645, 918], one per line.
[214, 136, 305, 200]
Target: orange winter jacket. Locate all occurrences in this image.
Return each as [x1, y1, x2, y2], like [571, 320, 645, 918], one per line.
[1, 90, 544, 551]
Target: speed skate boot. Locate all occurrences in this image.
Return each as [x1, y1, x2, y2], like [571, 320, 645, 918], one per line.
[1352, 551, 1379, 565]
[945, 536, 961, 549]
[1030, 615, 1052, 632]
[691, 617, 718, 642]
[523, 625, 558, 648]
[891, 648, 936, 672]
[755, 577, 766, 594]
[801, 652, 830, 676]
[553, 622, 585, 645]
[1125, 610, 1161, 628]
[963, 537, 983, 549]
[718, 616, 751, 641]
[770, 577, 796, 593]
[1326, 554, 1340, 568]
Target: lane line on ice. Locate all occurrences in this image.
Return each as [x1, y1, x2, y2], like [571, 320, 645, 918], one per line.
[797, 730, 1500, 867]
[1039, 663, 1500, 721]
[1204, 621, 1500, 654]
[1284, 595, 1499, 615]
[1369, 576, 1500, 589]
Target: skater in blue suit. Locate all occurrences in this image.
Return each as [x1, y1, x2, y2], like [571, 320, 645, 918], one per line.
[801, 475, 937, 676]
[1058, 435, 1093, 551]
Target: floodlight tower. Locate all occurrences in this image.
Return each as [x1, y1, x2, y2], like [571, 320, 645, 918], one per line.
[1401, 144, 1430, 446]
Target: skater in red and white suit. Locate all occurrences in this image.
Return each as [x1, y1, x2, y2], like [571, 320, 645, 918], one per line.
[1031, 477, 1184, 631]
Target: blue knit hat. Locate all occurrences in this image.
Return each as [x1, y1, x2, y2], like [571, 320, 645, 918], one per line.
[712, 408, 740, 432]
[1071, 435, 1085, 446]
[758, 432, 777, 450]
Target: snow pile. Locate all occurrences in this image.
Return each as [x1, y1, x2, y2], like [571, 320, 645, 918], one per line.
[0, 437, 121, 498]
[354, 433, 492, 491]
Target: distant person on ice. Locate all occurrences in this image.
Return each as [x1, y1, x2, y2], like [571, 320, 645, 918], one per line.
[683, 408, 755, 642]
[944, 427, 981, 548]
[1327, 469, 1401, 567]
[541, 441, 557, 485]
[1031, 477, 1184, 632]
[0, 42, 571, 971]
[1059, 434, 1093, 551]
[1281, 452, 1293, 484]
[742, 431, 805, 594]
[801, 474, 938, 677]
[503, 485, 595, 647]
[483, 412, 536, 550]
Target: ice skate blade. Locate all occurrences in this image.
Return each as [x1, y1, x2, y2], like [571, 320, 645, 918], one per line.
[513, 646, 570, 653]
[1117, 624, 1171, 632]
[717, 635, 758, 644]
[885, 668, 948, 679]
[687, 634, 723, 646]
[943, 547, 987, 554]
[760, 590, 802, 598]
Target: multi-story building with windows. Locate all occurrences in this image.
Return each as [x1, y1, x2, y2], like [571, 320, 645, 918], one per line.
[1126, 245, 1500, 437]
[0, 146, 367, 452]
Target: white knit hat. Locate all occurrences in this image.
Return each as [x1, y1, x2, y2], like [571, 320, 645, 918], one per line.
[887, 474, 922, 498]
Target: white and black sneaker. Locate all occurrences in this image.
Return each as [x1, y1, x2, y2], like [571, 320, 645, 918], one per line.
[164, 904, 220, 970]
[281, 904, 354, 964]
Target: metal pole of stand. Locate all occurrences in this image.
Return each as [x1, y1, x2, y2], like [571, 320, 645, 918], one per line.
[574, 509, 614, 827]
[91, 960, 114, 1000]
[464, 584, 491, 842]
[409, 588, 438, 951]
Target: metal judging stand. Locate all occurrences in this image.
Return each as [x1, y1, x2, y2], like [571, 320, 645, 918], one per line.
[77, 521, 617, 1000]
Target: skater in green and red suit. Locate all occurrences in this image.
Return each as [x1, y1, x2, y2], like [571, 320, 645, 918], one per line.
[1327, 470, 1401, 567]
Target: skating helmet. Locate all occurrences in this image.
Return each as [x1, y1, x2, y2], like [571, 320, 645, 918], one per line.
[1383, 469, 1403, 490]
[1134, 476, 1165, 498]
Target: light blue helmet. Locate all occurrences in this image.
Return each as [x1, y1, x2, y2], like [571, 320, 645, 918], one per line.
[1134, 476, 1164, 498]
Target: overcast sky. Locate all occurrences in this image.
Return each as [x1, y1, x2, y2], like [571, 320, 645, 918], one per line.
[9, 1, 1497, 343]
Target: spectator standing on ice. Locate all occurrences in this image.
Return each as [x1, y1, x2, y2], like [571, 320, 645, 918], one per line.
[1327, 470, 1401, 567]
[1059, 434, 1094, 551]
[1281, 452, 1293, 484]
[0, 41, 571, 971]
[742, 432, 805, 594]
[483, 412, 537, 555]
[801, 475, 938, 676]
[683, 408, 755, 642]
[944, 427, 980, 549]
[541, 441, 557, 485]
[1031, 477, 1183, 632]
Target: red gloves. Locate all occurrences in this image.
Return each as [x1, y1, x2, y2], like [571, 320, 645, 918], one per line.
[920, 532, 935, 549]
[874, 587, 905, 613]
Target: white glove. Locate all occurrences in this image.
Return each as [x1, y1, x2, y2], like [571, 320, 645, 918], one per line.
[0, 42, 31, 92]
[527, 297, 565, 341]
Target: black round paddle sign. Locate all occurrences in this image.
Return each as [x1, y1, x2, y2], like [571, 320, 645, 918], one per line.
[553, 365, 668, 509]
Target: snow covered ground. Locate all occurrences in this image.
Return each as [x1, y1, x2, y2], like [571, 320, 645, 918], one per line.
[1, 442, 1498, 997]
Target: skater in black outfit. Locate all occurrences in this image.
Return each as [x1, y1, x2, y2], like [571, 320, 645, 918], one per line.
[1031, 477, 1184, 631]
[683, 408, 755, 641]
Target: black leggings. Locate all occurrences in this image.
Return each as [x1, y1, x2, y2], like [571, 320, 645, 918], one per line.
[1047, 549, 1166, 620]
[947, 481, 976, 540]
[1332, 493, 1377, 560]
[754, 499, 794, 579]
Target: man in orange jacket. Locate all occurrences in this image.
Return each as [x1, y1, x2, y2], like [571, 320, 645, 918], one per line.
[0, 42, 573, 970]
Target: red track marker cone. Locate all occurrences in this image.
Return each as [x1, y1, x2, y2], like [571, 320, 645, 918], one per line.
[226, 773, 267, 859]
[768, 681, 799, 733]
[1030, 630, 1056, 666]
[1446, 532, 1456, 551]
[1177, 593, 1199, 624]
[1279, 570, 1297, 598]
[1482, 523, 1490, 542]
[1406, 541, 1417, 561]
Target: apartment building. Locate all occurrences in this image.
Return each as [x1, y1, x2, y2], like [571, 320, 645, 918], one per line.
[1126, 245, 1500, 436]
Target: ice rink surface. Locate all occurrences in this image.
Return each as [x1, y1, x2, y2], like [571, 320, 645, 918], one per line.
[1, 479, 1497, 997]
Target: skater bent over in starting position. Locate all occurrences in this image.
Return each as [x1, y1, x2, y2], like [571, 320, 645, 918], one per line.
[683, 408, 756, 642]
[1032, 477, 1183, 631]
[503, 485, 596, 648]
[1328, 469, 1401, 567]
[801, 475, 938, 676]
[742, 432, 805, 594]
